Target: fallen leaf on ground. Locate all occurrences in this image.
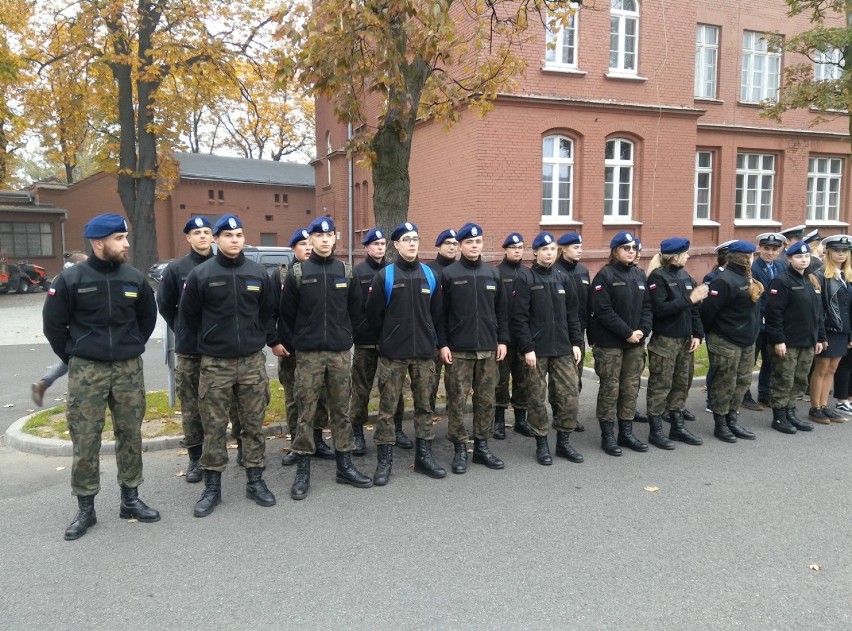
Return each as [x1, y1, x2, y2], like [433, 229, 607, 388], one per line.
[55, 466, 65, 471]
[644, 486, 660, 493]
[176, 470, 186, 477]
[809, 564, 821, 572]
[176, 449, 187, 456]
[2, 404, 13, 408]
[127, 518, 138, 523]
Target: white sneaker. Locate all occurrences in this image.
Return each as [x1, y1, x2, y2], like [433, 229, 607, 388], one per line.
[834, 402, 852, 415]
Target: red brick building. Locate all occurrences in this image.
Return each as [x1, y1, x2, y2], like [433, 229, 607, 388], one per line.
[315, 0, 850, 276]
[0, 191, 67, 276]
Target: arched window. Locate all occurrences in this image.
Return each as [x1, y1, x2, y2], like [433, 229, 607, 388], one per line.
[604, 138, 634, 218]
[609, 0, 639, 74]
[542, 135, 574, 221]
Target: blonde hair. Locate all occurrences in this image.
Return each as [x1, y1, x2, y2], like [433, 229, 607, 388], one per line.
[822, 247, 852, 280]
[728, 252, 763, 302]
[645, 252, 687, 276]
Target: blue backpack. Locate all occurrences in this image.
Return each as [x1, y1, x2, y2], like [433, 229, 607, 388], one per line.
[384, 263, 436, 306]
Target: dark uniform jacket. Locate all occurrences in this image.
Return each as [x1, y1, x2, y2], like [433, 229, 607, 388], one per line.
[647, 265, 704, 340]
[353, 257, 386, 345]
[765, 267, 826, 347]
[700, 262, 760, 347]
[156, 249, 214, 354]
[496, 257, 534, 346]
[555, 257, 591, 332]
[180, 250, 279, 358]
[814, 269, 851, 336]
[511, 262, 582, 357]
[365, 257, 441, 359]
[703, 266, 724, 285]
[44, 256, 157, 364]
[589, 262, 652, 349]
[437, 255, 509, 351]
[279, 251, 360, 352]
[427, 254, 456, 279]
[752, 257, 785, 325]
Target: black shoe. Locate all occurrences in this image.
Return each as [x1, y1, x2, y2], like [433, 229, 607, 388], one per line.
[534, 435, 552, 466]
[513, 409, 534, 437]
[414, 438, 447, 479]
[119, 486, 160, 522]
[194, 470, 222, 517]
[555, 431, 584, 463]
[394, 418, 413, 449]
[335, 451, 374, 488]
[726, 411, 756, 440]
[374, 444, 393, 486]
[808, 407, 831, 425]
[31, 380, 47, 407]
[246, 467, 276, 507]
[633, 412, 649, 423]
[786, 407, 813, 432]
[235, 438, 244, 467]
[668, 411, 703, 446]
[647, 415, 675, 450]
[291, 456, 310, 500]
[64, 495, 96, 541]
[451, 442, 468, 474]
[314, 429, 336, 459]
[742, 393, 763, 412]
[713, 413, 737, 443]
[771, 408, 797, 435]
[352, 424, 367, 456]
[822, 406, 847, 423]
[599, 420, 622, 456]
[617, 419, 649, 452]
[186, 444, 203, 483]
[472, 438, 505, 469]
[574, 422, 585, 432]
[281, 450, 297, 466]
[682, 408, 696, 422]
[493, 407, 506, 440]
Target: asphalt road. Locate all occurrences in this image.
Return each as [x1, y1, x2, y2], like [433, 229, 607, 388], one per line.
[1, 292, 851, 629]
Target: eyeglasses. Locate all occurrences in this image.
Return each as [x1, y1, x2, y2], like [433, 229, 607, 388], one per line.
[620, 245, 638, 252]
[505, 245, 524, 251]
[442, 240, 459, 246]
[400, 236, 420, 243]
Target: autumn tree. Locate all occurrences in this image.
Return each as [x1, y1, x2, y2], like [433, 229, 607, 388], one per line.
[0, 1, 32, 186]
[278, 0, 574, 231]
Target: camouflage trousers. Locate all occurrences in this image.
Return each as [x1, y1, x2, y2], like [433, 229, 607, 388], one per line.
[177, 354, 239, 448]
[769, 346, 815, 409]
[706, 333, 755, 415]
[278, 354, 329, 435]
[527, 355, 579, 436]
[496, 345, 528, 410]
[593, 345, 645, 421]
[646, 335, 695, 416]
[429, 353, 447, 414]
[198, 352, 269, 472]
[445, 352, 498, 443]
[549, 340, 585, 411]
[66, 356, 145, 497]
[375, 357, 436, 444]
[349, 346, 404, 428]
[292, 350, 355, 454]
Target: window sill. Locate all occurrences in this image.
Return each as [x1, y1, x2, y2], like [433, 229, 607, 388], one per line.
[605, 72, 647, 82]
[733, 219, 782, 227]
[603, 218, 642, 226]
[736, 100, 773, 108]
[693, 219, 721, 227]
[541, 64, 587, 76]
[695, 97, 723, 104]
[806, 220, 849, 227]
[539, 218, 584, 227]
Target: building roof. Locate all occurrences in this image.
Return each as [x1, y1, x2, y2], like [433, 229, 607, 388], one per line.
[175, 152, 314, 188]
[0, 190, 67, 216]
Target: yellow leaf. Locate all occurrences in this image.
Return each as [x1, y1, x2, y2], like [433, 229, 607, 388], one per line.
[55, 466, 65, 471]
[644, 486, 660, 493]
[177, 449, 188, 456]
[176, 470, 186, 477]
[127, 518, 138, 523]
[809, 564, 821, 571]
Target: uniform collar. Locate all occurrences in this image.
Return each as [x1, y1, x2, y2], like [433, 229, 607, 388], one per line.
[395, 257, 419, 271]
[215, 250, 245, 267]
[309, 251, 336, 265]
[87, 255, 121, 274]
[459, 255, 481, 269]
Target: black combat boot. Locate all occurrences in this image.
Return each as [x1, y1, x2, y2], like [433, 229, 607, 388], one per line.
[314, 429, 336, 459]
[451, 442, 468, 474]
[726, 411, 756, 440]
[633, 411, 649, 423]
[414, 438, 447, 479]
[771, 408, 797, 435]
[713, 413, 737, 443]
[555, 431, 584, 462]
[786, 407, 813, 432]
[669, 411, 703, 445]
[64, 495, 96, 541]
[472, 438, 505, 469]
[394, 417, 413, 449]
[374, 444, 393, 486]
[281, 450, 297, 466]
[119, 486, 160, 522]
[647, 415, 675, 450]
[291, 456, 310, 500]
[513, 408, 534, 437]
[352, 424, 367, 456]
[194, 470, 222, 517]
[599, 420, 622, 456]
[235, 438, 243, 467]
[534, 435, 553, 466]
[335, 451, 374, 488]
[575, 421, 585, 432]
[682, 409, 696, 421]
[493, 407, 506, 440]
[617, 419, 649, 452]
[186, 444, 203, 483]
[246, 468, 276, 506]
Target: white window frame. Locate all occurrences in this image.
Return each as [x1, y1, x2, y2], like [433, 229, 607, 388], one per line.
[807, 156, 843, 222]
[325, 132, 332, 186]
[814, 48, 843, 82]
[545, 9, 579, 70]
[542, 135, 574, 222]
[604, 138, 634, 219]
[740, 31, 781, 103]
[694, 151, 713, 221]
[609, 0, 639, 75]
[735, 152, 776, 221]
[695, 24, 719, 99]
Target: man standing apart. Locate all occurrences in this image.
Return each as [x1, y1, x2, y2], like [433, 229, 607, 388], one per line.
[44, 213, 159, 540]
[437, 222, 509, 474]
[180, 214, 284, 517]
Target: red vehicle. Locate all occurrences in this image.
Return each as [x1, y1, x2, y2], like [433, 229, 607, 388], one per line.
[0, 251, 49, 294]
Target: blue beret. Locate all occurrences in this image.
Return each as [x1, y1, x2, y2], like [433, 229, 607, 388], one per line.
[786, 241, 811, 256]
[308, 217, 336, 234]
[391, 221, 418, 241]
[557, 232, 582, 246]
[727, 240, 757, 254]
[609, 230, 638, 249]
[660, 237, 690, 255]
[183, 216, 212, 234]
[532, 232, 555, 250]
[803, 229, 821, 244]
[822, 234, 852, 250]
[435, 229, 457, 247]
[83, 213, 128, 239]
[361, 227, 386, 246]
[288, 228, 310, 248]
[757, 232, 787, 247]
[636, 238, 643, 251]
[456, 222, 484, 241]
[501, 232, 524, 248]
[213, 214, 243, 236]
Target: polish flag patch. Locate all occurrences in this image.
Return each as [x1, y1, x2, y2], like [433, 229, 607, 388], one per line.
[594, 285, 603, 292]
[770, 289, 778, 294]
[710, 290, 718, 296]
[368, 286, 372, 293]
[48, 287, 56, 296]
[649, 283, 657, 291]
